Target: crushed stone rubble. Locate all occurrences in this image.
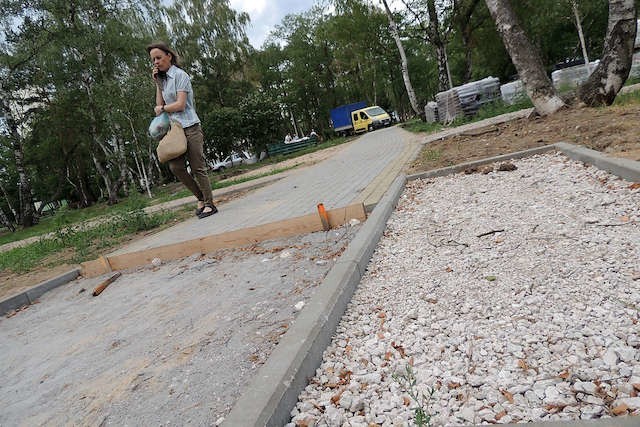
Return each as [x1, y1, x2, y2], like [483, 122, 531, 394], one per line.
[290, 152, 640, 426]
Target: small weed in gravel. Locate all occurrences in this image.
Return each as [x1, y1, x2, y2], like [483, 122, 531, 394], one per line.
[393, 365, 435, 427]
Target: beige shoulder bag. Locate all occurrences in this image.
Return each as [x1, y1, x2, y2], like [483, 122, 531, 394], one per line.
[156, 120, 187, 163]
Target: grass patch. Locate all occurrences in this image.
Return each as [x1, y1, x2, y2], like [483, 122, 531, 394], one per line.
[614, 88, 640, 106]
[0, 202, 180, 274]
[0, 195, 159, 246]
[422, 149, 442, 162]
[401, 119, 443, 134]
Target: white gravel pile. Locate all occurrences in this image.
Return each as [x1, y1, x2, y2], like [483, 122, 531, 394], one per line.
[290, 152, 640, 426]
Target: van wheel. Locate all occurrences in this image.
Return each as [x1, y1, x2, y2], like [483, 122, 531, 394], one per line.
[368, 125, 373, 132]
[218, 166, 225, 172]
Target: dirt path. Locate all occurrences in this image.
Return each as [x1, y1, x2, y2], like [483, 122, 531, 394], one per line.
[409, 104, 640, 173]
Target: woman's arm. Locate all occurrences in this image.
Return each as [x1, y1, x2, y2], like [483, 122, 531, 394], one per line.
[155, 91, 187, 115]
[154, 83, 164, 110]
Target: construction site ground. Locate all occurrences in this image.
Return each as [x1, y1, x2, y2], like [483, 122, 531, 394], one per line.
[0, 226, 359, 425]
[409, 103, 640, 173]
[1, 124, 413, 425]
[1, 101, 639, 426]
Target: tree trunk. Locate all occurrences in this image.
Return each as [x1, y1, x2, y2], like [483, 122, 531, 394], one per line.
[462, 29, 474, 83]
[454, 0, 484, 83]
[91, 152, 118, 205]
[1, 97, 36, 227]
[0, 207, 15, 232]
[572, 1, 591, 68]
[0, 180, 17, 220]
[484, 0, 565, 115]
[578, 0, 637, 106]
[427, 0, 453, 91]
[382, 0, 422, 117]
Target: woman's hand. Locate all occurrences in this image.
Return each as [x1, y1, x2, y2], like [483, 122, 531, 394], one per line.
[152, 65, 159, 82]
[154, 105, 165, 116]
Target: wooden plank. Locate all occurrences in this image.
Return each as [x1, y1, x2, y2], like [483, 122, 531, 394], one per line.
[327, 202, 366, 227]
[99, 255, 112, 272]
[80, 258, 110, 278]
[81, 202, 367, 278]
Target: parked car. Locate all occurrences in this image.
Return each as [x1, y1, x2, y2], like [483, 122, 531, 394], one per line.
[209, 150, 255, 171]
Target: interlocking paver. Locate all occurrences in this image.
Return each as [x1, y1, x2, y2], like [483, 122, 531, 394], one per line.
[111, 126, 417, 255]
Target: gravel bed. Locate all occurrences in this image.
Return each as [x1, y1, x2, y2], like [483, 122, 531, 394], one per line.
[291, 152, 640, 426]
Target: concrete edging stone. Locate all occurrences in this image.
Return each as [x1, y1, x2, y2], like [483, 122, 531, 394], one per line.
[0, 268, 80, 315]
[555, 142, 640, 183]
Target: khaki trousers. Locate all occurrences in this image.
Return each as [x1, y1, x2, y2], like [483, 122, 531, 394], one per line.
[168, 123, 213, 205]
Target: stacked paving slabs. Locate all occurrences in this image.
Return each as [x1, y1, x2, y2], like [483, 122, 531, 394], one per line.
[435, 89, 462, 124]
[424, 101, 439, 123]
[551, 61, 598, 89]
[500, 79, 527, 105]
[435, 76, 501, 123]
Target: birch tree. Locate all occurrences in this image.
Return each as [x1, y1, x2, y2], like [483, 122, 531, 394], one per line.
[484, 0, 566, 115]
[401, 0, 453, 91]
[578, 0, 637, 106]
[486, 0, 636, 114]
[381, 0, 422, 116]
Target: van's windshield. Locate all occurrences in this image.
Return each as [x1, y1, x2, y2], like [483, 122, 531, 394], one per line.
[365, 106, 386, 116]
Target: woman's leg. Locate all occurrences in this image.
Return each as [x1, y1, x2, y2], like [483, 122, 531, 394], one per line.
[168, 154, 204, 202]
[183, 124, 214, 206]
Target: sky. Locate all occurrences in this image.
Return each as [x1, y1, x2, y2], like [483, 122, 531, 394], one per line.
[229, 0, 320, 48]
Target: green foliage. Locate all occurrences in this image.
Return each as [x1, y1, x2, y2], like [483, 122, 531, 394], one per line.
[238, 92, 284, 154]
[613, 89, 640, 106]
[0, 207, 175, 273]
[202, 106, 243, 158]
[393, 365, 435, 427]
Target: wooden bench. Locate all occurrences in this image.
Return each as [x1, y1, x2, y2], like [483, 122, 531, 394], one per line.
[267, 136, 318, 157]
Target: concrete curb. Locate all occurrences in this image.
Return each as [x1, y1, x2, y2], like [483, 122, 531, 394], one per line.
[555, 142, 640, 182]
[500, 418, 640, 427]
[407, 144, 558, 181]
[407, 142, 640, 184]
[0, 268, 80, 315]
[223, 175, 408, 427]
[422, 108, 535, 145]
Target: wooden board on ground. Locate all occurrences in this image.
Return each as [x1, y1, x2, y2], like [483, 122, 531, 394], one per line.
[81, 202, 366, 278]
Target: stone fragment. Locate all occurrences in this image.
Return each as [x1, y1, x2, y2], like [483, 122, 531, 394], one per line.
[573, 381, 597, 395]
[603, 348, 619, 367]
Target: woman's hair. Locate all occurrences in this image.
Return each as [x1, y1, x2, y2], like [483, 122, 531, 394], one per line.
[146, 42, 181, 68]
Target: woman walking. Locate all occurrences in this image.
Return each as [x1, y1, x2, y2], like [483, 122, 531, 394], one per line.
[147, 41, 217, 219]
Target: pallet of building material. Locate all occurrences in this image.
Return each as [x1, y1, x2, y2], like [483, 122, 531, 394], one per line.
[80, 202, 367, 278]
[551, 61, 598, 90]
[425, 101, 439, 123]
[500, 80, 527, 105]
[436, 89, 462, 124]
[456, 76, 501, 117]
